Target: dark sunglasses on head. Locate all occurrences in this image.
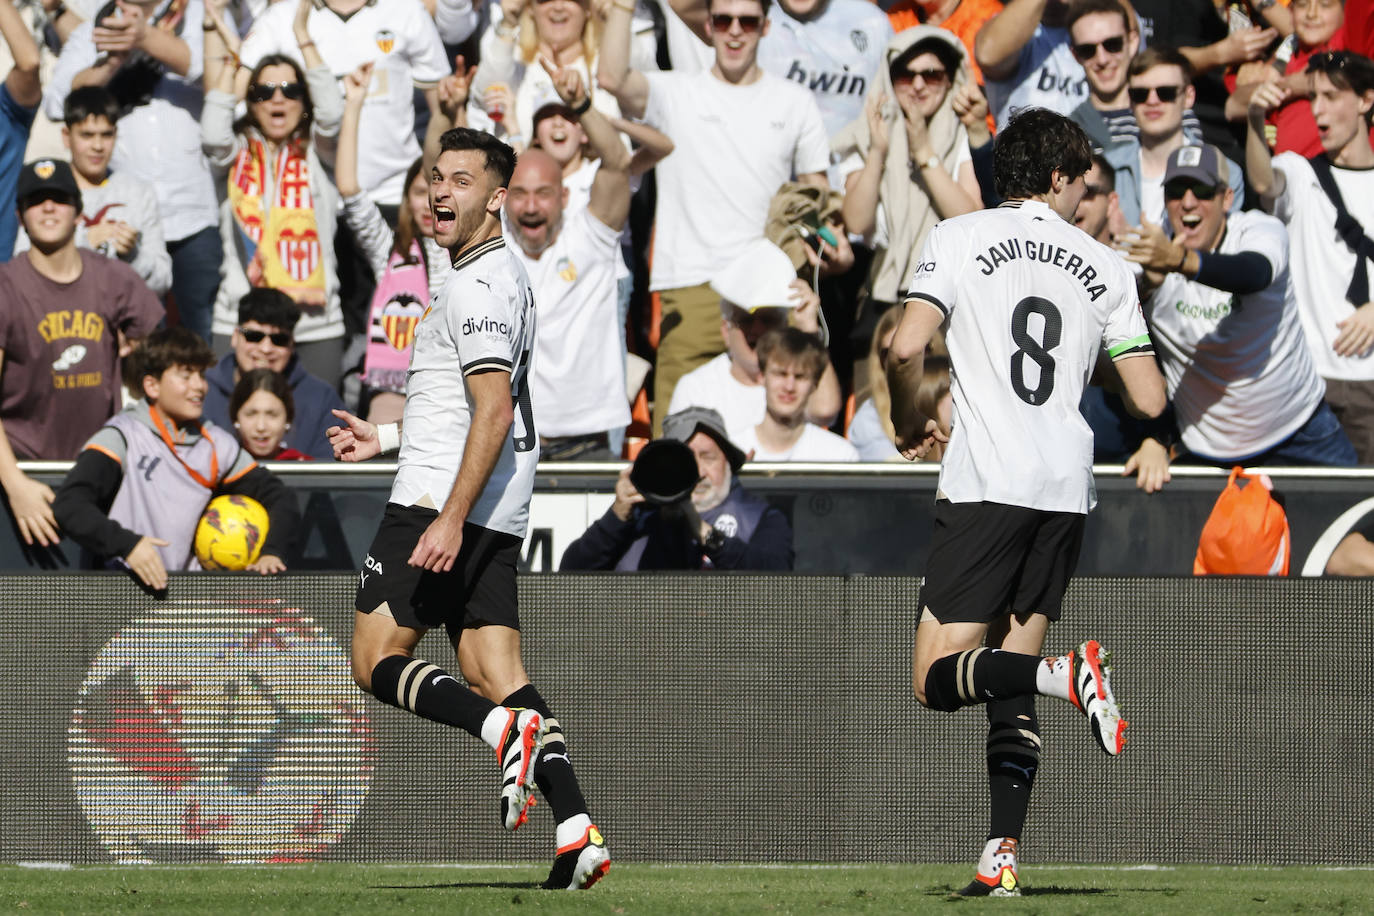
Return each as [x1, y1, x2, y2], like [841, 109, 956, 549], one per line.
[1128, 84, 1183, 105]
[239, 328, 293, 346]
[1071, 35, 1127, 61]
[709, 13, 762, 32]
[247, 81, 305, 104]
[893, 67, 948, 87]
[1163, 179, 1222, 201]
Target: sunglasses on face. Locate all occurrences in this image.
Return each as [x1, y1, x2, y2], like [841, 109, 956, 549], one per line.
[1128, 84, 1183, 105]
[1164, 180, 1222, 201]
[247, 81, 305, 104]
[893, 67, 948, 87]
[709, 13, 762, 32]
[239, 328, 293, 346]
[1071, 35, 1127, 61]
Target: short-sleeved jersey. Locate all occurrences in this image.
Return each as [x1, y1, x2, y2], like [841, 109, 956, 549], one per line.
[641, 70, 830, 290]
[240, 0, 449, 206]
[390, 237, 538, 538]
[758, 0, 894, 138]
[906, 200, 1151, 513]
[1146, 209, 1324, 461]
[1271, 152, 1374, 383]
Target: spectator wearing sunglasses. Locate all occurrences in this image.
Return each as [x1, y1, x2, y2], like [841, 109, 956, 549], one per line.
[1103, 47, 1243, 228]
[974, 0, 1088, 129]
[599, 0, 830, 436]
[202, 0, 347, 391]
[1247, 50, 1374, 461]
[202, 289, 348, 461]
[1067, 0, 1206, 151]
[1119, 143, 1357, 468]
[834, 28, 983, 328]
[44, 0, 222, 345]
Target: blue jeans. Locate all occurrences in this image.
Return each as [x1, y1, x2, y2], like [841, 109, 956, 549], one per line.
[1193, 401, 1359, 467]
[168, 226, 223, 343]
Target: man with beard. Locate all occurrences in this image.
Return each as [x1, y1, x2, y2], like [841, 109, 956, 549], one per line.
[505, 63, 631, 460]
[328, 127, 611, 890]
[561, 406, 793, 570]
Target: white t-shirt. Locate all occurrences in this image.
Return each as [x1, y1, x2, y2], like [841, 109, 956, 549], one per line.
[906, 200, 1150, 513]
[732, 421, 860, 462]
[758, 0, 894, 138]
[1146, 209, 1324, 461]
[510, 209, 630, 438]
[1272, 152, 1374, 382]
[642, 70, 830, 290]
[668, 352, 765, 433]
[985, 26, 1087, 130]
[1139, 171, 1165, 228]
[240, 0, 449, 206]
[391, 237, 538, 537]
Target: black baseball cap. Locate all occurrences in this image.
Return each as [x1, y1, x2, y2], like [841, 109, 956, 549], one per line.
[15, 159, 82, 210]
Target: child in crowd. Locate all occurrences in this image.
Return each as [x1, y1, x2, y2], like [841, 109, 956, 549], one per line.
[231, 368, 311, 460]
[53, 328, 298, 591]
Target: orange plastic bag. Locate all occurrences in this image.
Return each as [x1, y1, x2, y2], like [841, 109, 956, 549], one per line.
[1194, 467, 1290, 575]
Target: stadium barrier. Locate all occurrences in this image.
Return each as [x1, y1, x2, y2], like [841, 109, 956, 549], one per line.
[4, 572, 1368, 866]
[8, 462, 1374, 575]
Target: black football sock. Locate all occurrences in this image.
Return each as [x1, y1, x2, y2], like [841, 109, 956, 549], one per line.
[370, 655, 493, 739]
[924, 648, 1042, 712]
[985, 695, 1040, 841]
[503, 683, 589, 825]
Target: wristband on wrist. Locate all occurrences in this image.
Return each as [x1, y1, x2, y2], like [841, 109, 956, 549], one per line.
[1175, 247, 1189, 273]
[298, 39, 316, 49]
[376, 422, 401, 454]
[570, 96, 591, 116]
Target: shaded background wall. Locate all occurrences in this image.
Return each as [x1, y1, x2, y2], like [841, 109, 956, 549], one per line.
[3, 573, 1368, 866]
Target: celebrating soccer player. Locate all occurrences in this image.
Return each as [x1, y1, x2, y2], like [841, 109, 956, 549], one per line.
[327, 128, 609, 891]
[887, 108, 1167, 896]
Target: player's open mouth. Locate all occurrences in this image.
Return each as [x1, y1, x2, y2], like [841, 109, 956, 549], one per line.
[433, 206, 455, 230]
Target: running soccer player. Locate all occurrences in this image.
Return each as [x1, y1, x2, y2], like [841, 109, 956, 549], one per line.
[327, 128, 610, 891]
[887, 107, 1167, 896]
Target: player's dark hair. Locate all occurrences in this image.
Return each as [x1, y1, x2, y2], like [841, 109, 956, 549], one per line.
[140, 327, 215, 381]
[756, 327, 828, 385]
[888, 37, 963, 87]
[63, 87, 120, 126]
[705, 0, 772, 16]
[438, 128, 517, 189]
[236, 54, 314, 144]
[237, 288, 302, 334]
[1066, 0, 1132, 34]
[993, 108, 1094, 199]
[230, 368, 296, 423]
[1308, 51, 1374, 124]
[1129, 45, 1195, 84]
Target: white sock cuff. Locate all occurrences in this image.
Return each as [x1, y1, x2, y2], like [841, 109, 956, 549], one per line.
[480, 707, 512, 750]
[555, 813, 592, 849]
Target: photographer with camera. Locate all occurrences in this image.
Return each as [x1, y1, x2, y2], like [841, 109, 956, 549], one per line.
[560, 407, 793, 571]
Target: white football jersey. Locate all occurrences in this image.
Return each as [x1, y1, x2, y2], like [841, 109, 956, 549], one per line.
[906, 200, 1151, 513]
[758, 0, 894, 138]
[390, 237, 539, 537]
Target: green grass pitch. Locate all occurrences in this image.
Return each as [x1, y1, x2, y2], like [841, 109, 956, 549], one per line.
[4, 863, 1373, 914]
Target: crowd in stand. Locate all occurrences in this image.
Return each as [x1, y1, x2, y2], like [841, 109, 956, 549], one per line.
[0, 0, 1371, 508]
